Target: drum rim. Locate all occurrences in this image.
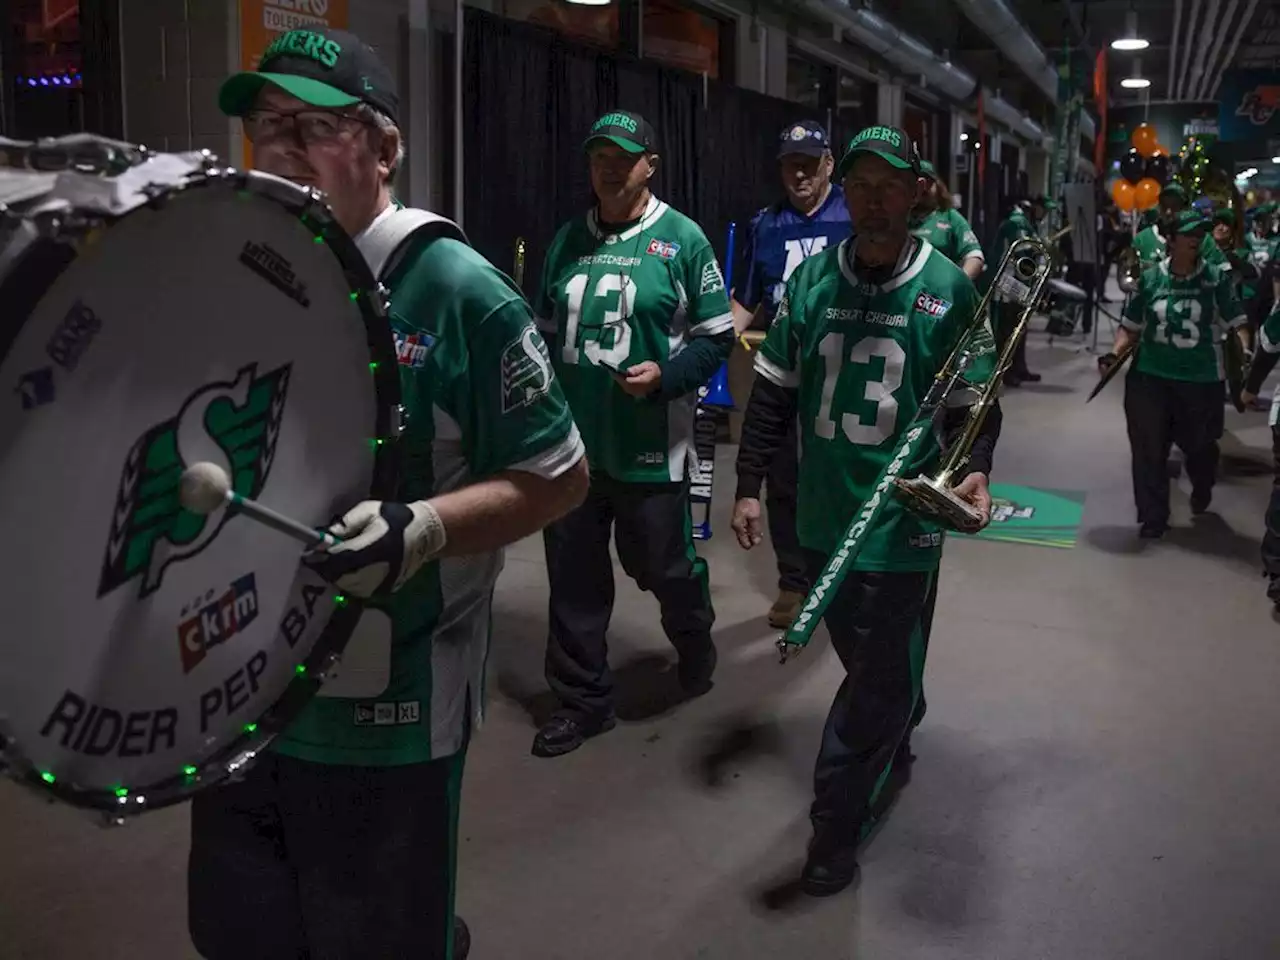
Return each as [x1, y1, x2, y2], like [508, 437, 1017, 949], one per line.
[0, 167, 402, 823]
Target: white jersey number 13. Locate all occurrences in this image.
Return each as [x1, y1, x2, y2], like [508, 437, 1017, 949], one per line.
[814, 333, 906, 445]
[562, 273, 636, 367]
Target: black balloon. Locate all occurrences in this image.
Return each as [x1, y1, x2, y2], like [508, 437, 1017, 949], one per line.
[1121, 148, 1146, 185]
[1145, 153, 1170, 185]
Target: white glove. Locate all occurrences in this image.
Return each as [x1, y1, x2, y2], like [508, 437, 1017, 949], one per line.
[304, 500, 446, 598]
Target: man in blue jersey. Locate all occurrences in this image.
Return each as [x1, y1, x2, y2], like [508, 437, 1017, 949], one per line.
[730, 120, 853, 627]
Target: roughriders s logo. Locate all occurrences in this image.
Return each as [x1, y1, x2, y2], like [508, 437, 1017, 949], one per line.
[914, 291, 953, 319]
[97, 363, 291, 599]
[1235, 85, 1280, 126]
[500, 325, 553, 413]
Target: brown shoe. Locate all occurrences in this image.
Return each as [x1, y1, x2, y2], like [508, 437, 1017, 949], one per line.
[767, 590, 805, 629]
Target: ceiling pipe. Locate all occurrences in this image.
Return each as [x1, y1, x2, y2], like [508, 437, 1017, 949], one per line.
[1185, 0, 1223, 100]
[802, 0, 977, 101]
[1207, 0, 1261, 99]
[982, 89, 1047, 142]
[1195, 0, 1240, 100]
[951, 0, 1059, 103]
[1176, 0, 1203, 99]
[1167, 0, 1184, 98]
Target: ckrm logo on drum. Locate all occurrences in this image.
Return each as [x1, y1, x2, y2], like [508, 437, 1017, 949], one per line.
[97, 362, 292, 599]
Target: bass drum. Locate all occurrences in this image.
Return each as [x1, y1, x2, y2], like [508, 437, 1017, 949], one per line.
[0, 137, 401, 822]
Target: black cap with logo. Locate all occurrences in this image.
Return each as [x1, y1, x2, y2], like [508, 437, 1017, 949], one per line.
[584, 111, 657, 154]
[219, 27, 399, 125]
[777, 121, 832, 159]
[836, 125, 921, 179]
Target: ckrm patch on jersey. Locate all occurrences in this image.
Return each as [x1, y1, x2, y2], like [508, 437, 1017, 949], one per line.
[500, 325, 554, 413]
[646, 238, 681, 261]
[700, 260, 726, 296]
[914, 292, 953, 319]
[394, 331, 437, 369]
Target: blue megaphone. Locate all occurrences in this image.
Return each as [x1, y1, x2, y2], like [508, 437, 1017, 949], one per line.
[700, 363, 734, 409]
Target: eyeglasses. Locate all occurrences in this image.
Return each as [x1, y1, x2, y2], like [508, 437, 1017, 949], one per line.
[242, 109, 373, 145]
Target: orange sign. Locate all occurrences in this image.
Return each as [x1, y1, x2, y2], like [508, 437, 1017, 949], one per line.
[238, 0, 349, 165]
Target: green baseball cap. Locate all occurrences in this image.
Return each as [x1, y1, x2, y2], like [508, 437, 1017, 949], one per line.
[219, 27, 399, 124]
[1160, 182, 1189, 202]
[919, 159, 938, 179]
[836, 125, 921, 179]
[1172, 209, 1208, 235]
[1213, 208, 1236, 226]
[584, 111, 656, 154]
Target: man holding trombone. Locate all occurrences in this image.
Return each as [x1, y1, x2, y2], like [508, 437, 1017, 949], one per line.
[730, 125, 1007, 897]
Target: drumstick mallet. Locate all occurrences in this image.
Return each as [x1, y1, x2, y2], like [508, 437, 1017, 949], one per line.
[179, 462, 339, 548]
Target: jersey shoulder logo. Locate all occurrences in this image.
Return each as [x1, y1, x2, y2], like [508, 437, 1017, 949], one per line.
[914, 291, 953, 319]
[773, 293, 790, 325]
[699, 260, 726, 296]
[98, 362, 291, 600]
[646, 238, 681, 261]
[394, 331, 437, 369]
[501, 325, 554, 413]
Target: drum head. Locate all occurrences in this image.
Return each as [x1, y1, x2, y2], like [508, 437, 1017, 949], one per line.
[0, 171, 399, 816]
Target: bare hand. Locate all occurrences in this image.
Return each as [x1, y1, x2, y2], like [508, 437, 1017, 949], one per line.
[617, 361, 662, 398]
[731, 498, 764, 550]
[1241, 390, 1258, 408]
[952, 472, 992, 530]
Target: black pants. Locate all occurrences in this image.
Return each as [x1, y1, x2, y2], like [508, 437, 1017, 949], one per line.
[1067, 261, 1098, 334]
[544, 473, 714, 720]
[997, 300, 1032, 376]
[803, 551, 936, 838]
[189, 751, 465, 960]
[1264, 423, 1280, 577]
[766, 417, 808, 594]
[1124, 369, 1225, 527]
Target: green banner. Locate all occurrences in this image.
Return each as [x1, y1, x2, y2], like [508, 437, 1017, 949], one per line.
[973, 484, 1086, 549]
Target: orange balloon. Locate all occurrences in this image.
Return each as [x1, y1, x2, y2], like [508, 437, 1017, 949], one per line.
[1134, 177, 1162, 210]
[1132, 123, 1159, 158]
[1112, 178, 1137, 212]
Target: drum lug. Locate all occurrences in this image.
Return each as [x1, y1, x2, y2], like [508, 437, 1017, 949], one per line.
[390, 403, 408, 438]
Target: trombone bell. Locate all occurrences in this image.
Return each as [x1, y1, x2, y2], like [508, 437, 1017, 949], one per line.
[894, 475, 988, 534]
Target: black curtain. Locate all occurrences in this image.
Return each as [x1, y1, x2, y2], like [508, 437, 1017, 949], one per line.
[463, 8, 807, 295]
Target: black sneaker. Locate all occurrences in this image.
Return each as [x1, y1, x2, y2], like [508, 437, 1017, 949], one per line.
[531, 714, 617, 758]
[677, 643, 718, 697]
[1267, 576, 1280, 609]
[1139, 522, 1167, 540]
[801, 826, 860, 897]
[1020, 371, 1043, 383]
[1190, 490, 1212, 515]
[454, 916, 471, 960]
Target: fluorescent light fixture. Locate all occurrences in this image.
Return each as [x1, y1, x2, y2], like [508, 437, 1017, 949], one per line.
[563, 0, 612, 4]
[1272, 156, 1280, 163]
[1112, 10, 1149, 51]
[1121, 77, 1152, 88]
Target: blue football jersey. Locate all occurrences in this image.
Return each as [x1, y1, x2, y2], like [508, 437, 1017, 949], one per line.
[737, 185, 854, 323]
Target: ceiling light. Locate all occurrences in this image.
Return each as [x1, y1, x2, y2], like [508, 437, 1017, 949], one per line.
[1121, 77, 1152, 89]
[959, 132, 969, 141]
[563, 0, 612, 5]
[1272, 156, 1280, 163]
[1111, 10, 1149, 51]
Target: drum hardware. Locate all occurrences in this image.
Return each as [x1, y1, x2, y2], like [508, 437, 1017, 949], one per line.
[0, 134, 402, 821]
[777, 230, 1067, 663]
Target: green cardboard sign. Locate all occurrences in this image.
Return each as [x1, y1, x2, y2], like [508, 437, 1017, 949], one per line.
[972, 484, 1086, 549]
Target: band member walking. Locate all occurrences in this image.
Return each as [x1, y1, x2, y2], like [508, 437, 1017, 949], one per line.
[731, 125, 1001, 897]
[911, 160, 985, 280]
[1133, 183, 1227, 269]
[1239, 301, 1280, 608]
[202, 28, 589, 960]
[990, 199, 1041, 385]
[731, 120, 853, 627]
[1107, 211, 1249, 539]
[531, 111, 734, 757]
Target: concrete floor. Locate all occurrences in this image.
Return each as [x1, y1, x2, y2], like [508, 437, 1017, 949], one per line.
[4, 306, 1280, 959]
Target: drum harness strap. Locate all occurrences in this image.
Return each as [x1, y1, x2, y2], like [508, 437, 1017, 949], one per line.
[356, 206, 468, 281]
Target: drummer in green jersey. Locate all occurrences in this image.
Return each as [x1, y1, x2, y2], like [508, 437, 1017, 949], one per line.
[530, 111, 734, 758]
[1109, 210, 1250, 539]
[910, 160, 985, 281]
[732, 124, 1003, 898]
[1132, 183, 1226, 270]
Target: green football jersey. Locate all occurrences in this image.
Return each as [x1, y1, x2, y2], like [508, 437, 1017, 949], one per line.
[1122, 259, 1246, 383]
[756, 238, 985, 571]
[533, 196, 734, 482]
[1133, 226, 1226, 269]
[985, 210, 1034, 300]
[910, 209, 984, 267]
[1246, 232, 1279, 275]
[274, 214, 582, 767]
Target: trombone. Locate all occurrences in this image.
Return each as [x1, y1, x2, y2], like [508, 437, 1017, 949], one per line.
[777, 229, 1066, 663]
